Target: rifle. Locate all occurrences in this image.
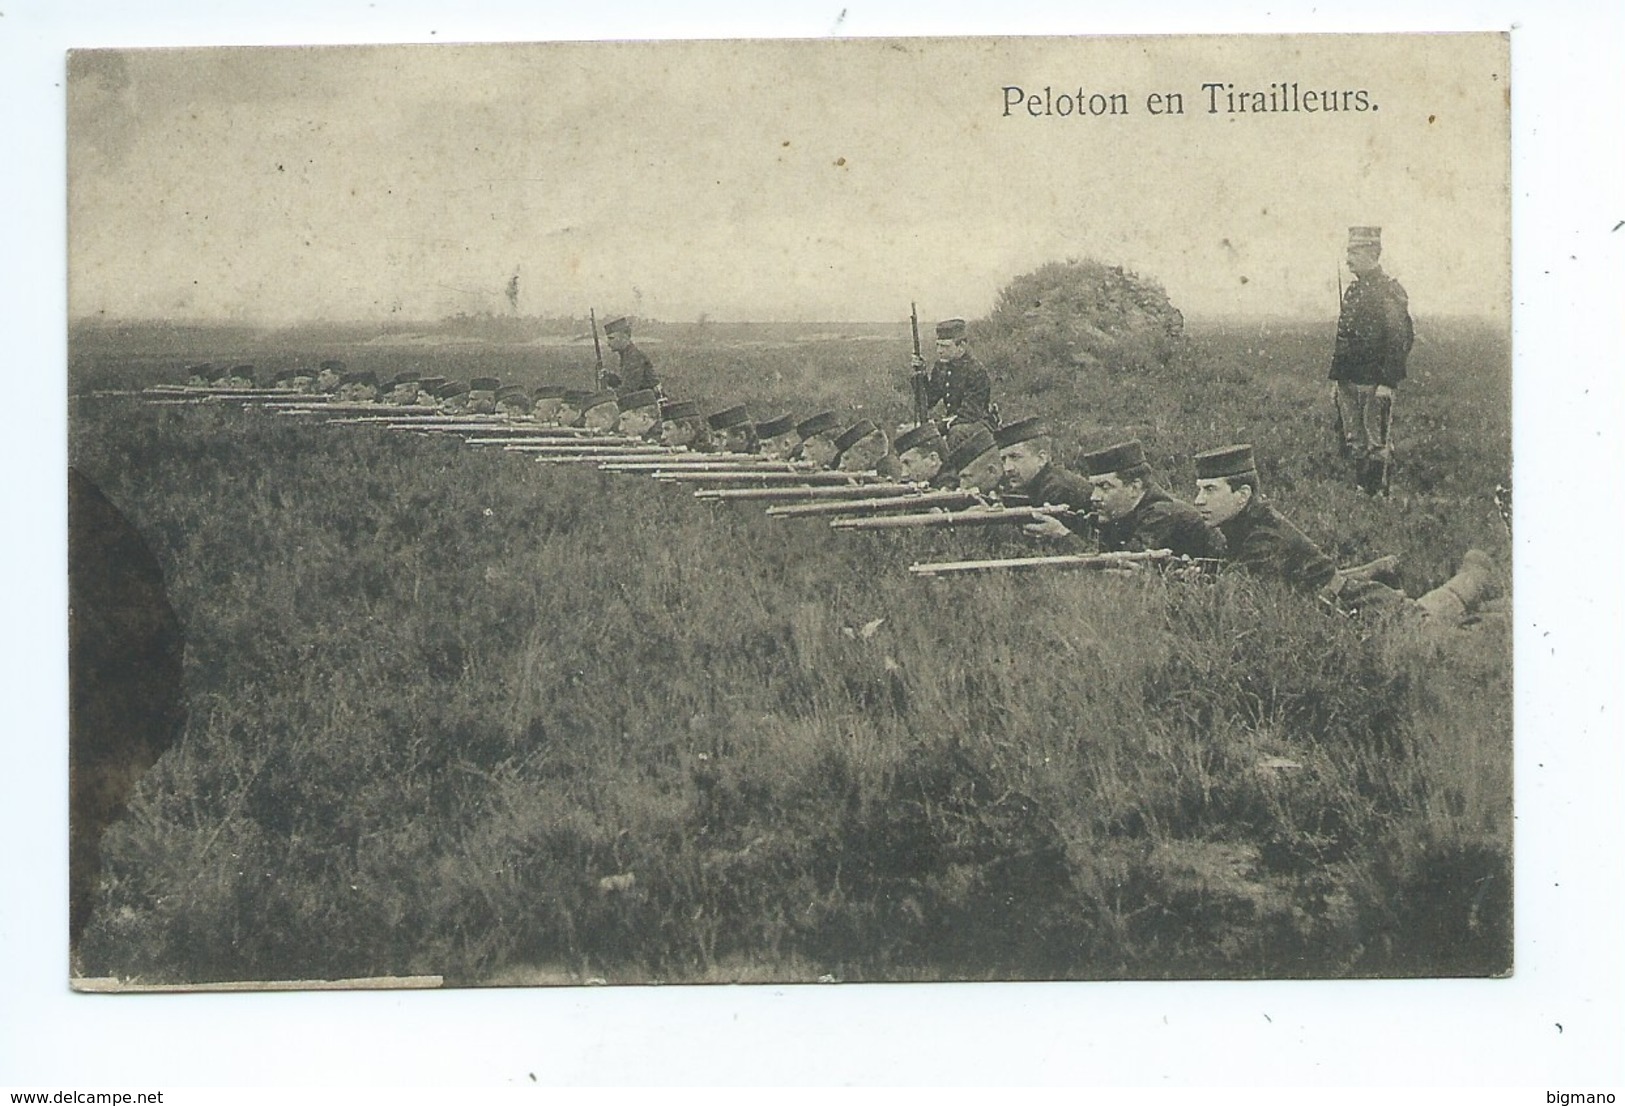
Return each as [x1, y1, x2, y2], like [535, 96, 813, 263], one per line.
[693, 482, 924, 502]
[661, 470, 884, 485]
[909, 301, 930, 426]
[766, 488, 980, 519]
[590, 308, 605, 389]
[830, 503, 1077, 531]
[600, 458, 815, 472]
[910, 549, 1174, 577]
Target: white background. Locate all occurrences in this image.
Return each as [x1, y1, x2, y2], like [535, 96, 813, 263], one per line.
[3, 0, 1622, 1092]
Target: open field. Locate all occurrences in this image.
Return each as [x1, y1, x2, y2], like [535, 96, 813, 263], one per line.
[68, 317, 1512, 984]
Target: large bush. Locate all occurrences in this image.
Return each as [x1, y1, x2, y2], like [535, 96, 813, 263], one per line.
[978, 258, 1185, 380]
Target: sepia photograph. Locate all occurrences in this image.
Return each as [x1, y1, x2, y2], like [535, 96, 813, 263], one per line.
[64, 30, 1516, 992]
[10, 0, 1625, 1091]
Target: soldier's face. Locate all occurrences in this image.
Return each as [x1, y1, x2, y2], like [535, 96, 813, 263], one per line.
[441, 394, 470, 414]
[390, 384, 419, 405]
[532, 398, 564, 423]
[719, 427, 757, 454]
[619, 409, 658, 437]
[1000, 441, 1049, 490]
[936, 338, 967, 362]
[583, 404, 620, 431]
[1194, 478, 1250, 526]
[354, 384, 379, 403]
[316, 370, 340, 391]
[957, 448, 1004, 493]
[838, 432, 888, 472]
[798, 434, 840, 468]
[556, 402, 583, 426]
[760, 431, 802, 460]
[661, 419, 698, 447]
[1346, 245, 1381, 276]
[1090, 473, 1144, 522]
[898, 446, 943, 483]
[606, 331, 630, 352]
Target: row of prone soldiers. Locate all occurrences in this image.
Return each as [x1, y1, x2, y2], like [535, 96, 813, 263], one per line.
[183, 353, 1496, 632]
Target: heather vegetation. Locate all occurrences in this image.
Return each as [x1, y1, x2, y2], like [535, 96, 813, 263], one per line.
[69, 310, 1511, 984]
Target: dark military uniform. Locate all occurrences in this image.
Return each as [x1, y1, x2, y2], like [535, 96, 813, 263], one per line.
[1024, 462, 1096, 540]
[924, 353, 993, 426]
[1330, 267, 1413, 387]
[1098, 485, 1223, 560]
[1215, 498, 1338, 593]
[605, 344, 659, 395]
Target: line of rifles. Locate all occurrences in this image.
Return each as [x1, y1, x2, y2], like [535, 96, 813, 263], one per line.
[125, 369, 1180, 580]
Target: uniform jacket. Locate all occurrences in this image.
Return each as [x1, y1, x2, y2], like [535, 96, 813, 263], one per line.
[1024, 462, 1096, 540]
[605, 344, 659, 394]
[1098, 485, 1223, 559]
[1216, 497, 1338, 593]
[924, 353, 993, 425]
[1329, 268, 1413, 387]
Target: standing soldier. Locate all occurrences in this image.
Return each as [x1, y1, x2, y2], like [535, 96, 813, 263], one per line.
[1330, 226, 1413, 494]
[911, 317, 995, 428]
[601, 316, 661, 396]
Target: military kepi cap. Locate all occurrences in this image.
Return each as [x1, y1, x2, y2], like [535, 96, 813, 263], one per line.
[602, 316, 632, 335]
[533, 384, 567, 400]
[1347, 226, 1382, 248]
[435, 379, 471, 398]
[942, 423, 997, 474]
[796, 411, 841, 439]
[340, 370, 378, 387]
[894, 422, 945, 454]
[620, 389, 660, 412]
[707, 404, 752, 431]
[935, 317, 968, 340]
[661, 400, 699, 420]
[834, 420, 881, 453]
[754, 413, 797, 439]
[582, 390, 619, 412]
[1193, 444, 1257, 480]
[388, 370, 421, 386]
[994, 416, 1049, 450]
[1080, 440, 1148, 476]
[470, 377, 500, 393]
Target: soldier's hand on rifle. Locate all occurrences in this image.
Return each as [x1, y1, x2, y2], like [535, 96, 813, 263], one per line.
[910, 353, 926, 373]
[1022, 514, 1074, 540]
[1374, 384, 1395, 400]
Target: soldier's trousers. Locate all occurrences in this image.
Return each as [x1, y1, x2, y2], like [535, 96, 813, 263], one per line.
[1334, 382, 1394, 460]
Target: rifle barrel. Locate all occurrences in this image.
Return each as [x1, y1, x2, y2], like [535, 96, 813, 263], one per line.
[767, 489, 979, 518]
[830, 505, 1070, 531]
[909, 549, 1173, 576]
[693, 482, 923, 502]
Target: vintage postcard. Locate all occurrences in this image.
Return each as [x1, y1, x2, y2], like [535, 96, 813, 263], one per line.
[66, 31, 1511, 993]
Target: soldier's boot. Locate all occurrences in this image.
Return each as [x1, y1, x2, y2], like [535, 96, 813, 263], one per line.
[1414, 549, 1496, 631]
[1341, 554, 1402, 588]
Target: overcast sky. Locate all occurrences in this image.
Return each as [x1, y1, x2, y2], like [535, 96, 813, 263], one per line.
[69, 33, 1509, 324]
